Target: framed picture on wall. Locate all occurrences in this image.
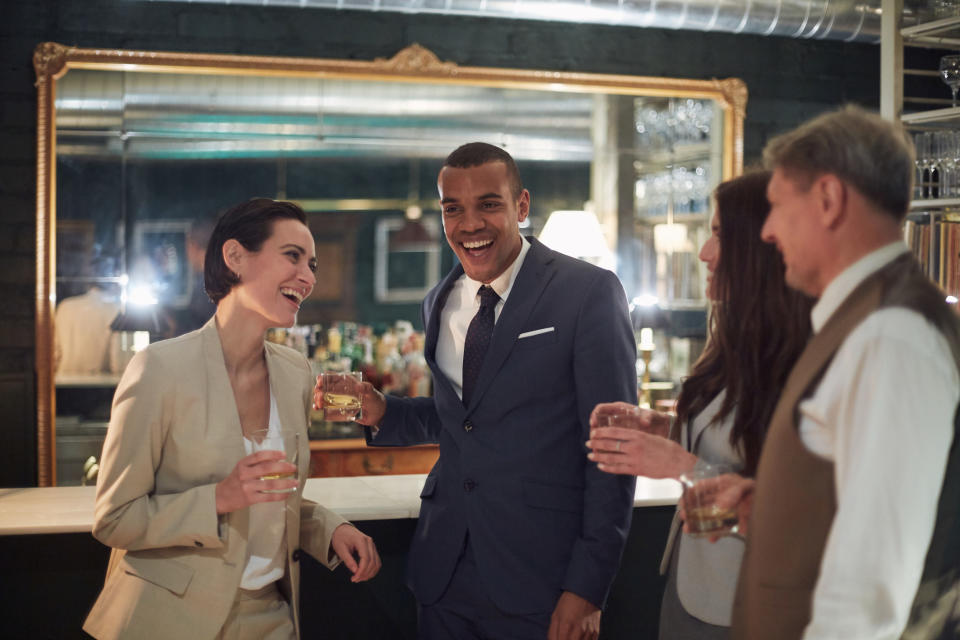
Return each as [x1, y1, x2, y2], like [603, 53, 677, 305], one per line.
[374, 217, 441, 303]
[132, 220, 192, 308]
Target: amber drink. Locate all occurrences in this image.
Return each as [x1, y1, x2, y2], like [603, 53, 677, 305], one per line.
[249, 428, 299, 494]
[320, 372, 363, 421]
[679, 462, 739, 538]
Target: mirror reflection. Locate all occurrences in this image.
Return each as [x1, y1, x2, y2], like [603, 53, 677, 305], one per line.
[41, 45, 743, 484]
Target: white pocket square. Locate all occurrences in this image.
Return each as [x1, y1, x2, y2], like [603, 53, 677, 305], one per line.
[518, 327, 555, 339]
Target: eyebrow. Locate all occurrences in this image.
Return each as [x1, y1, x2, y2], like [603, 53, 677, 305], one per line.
[440, 192, 505, 204]
[280, 243, 314, 259]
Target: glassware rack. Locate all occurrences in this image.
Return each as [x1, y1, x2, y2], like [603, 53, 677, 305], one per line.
[882, 3, 960, 298]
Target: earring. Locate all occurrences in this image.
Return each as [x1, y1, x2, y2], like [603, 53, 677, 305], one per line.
[233, 271, 241, 282]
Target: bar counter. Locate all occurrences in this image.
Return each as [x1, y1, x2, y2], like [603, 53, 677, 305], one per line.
[0, 475, 680, 638]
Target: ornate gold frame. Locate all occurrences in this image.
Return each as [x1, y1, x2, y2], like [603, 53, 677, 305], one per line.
[34, 41, 746, 486]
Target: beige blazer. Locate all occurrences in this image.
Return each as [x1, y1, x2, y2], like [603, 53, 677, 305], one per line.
[83, 319, 347, 640]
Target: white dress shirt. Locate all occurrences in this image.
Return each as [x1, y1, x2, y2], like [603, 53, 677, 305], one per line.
[799, 242, 959, 640]
[436, 237, 532, 399]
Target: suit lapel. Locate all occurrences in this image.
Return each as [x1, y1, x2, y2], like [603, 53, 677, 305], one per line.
[200, 319, 246, 471]
[466, 238, 556, 411]
[199, 318, 249, 547]
[425, 263, 464, 400]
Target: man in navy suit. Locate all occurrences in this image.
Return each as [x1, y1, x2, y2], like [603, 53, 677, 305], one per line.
[334, 142, 637, 639]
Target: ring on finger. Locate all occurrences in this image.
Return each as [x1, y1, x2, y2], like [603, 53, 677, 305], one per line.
[615, 440, 621, 452]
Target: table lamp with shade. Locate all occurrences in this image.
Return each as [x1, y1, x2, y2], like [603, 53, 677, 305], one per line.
[537, 209, 615, 270]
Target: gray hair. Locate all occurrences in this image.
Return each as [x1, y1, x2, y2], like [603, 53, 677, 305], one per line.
[763, 105, 915, 222]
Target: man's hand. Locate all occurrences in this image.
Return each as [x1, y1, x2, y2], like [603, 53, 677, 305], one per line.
[548, 591, 601, 640]
[679, 473, 755, 541]
[330, 523, 381, 582]
[313, 376, 387, 427]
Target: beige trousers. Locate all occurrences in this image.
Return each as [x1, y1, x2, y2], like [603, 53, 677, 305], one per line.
[216, 583, 296, 640]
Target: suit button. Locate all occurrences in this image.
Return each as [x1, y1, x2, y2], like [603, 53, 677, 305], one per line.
[194, 540, 203, 547]
[291, 549, 302, 562]
[463, 420, 473, 432]
[463, 479, 477, 492]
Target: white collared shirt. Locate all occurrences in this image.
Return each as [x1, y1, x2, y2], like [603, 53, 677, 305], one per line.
[799, 242, 959, 639]
[240, 392, 287, 589]
[436, 236, 532, 399]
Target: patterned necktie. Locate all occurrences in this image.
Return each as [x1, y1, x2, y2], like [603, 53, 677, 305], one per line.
[461, 285, 500, 407]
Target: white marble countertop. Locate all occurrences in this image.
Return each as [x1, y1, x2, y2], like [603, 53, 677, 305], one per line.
[0, 474, 680, 536]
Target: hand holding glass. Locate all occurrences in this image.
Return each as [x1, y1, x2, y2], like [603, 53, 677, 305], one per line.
[679, 462, 740, 538]
[594, 404, 670, 437]
[320, 371, 363, 421]
[249, 428, 299, 494]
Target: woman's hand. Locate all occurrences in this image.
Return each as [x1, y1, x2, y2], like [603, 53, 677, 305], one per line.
[214, 450, 297, 515]
[330, 523, 382, 582]
[313, 376, 387, 427]
[586, 426, 697, 479]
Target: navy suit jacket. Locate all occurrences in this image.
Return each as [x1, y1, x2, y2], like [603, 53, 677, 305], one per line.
[368, 237, 637, 614]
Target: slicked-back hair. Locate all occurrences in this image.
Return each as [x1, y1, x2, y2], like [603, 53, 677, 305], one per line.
[763, 104, 914, 222]
[443, 142, 524, 198]
[205, 198, 308, 305]
[675, 171, 814, 477]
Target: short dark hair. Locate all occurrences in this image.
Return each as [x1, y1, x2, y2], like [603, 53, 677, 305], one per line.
[443, 142, 524, 198]
[763, 105, 914, 222]
[204, 198, 308, 304]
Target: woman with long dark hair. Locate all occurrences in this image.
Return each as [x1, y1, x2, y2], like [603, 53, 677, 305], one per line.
[586, 170, 813, 638]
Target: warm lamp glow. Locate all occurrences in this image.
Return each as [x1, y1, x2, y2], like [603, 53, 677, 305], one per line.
[538, 210, 614, 269]
[653, 223, 689, 253]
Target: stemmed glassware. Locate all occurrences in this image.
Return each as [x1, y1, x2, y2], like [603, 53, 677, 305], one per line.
[940, 55, 960, 109]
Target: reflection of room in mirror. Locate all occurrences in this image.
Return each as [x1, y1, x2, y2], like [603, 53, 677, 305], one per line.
[36, 43, 744, 484]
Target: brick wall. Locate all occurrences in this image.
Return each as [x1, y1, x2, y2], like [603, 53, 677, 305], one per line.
[0, 0, 881, 485]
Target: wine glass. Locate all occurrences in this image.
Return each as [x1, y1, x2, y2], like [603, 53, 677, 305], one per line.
[940, 55, 960, 108]
[915, 132, 932, 199]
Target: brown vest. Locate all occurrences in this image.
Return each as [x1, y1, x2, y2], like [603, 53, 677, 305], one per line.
[731, 253, 960, 640]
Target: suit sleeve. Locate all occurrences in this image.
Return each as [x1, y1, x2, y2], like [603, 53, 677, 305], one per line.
[562, 268, 638, 607]
[299, 498, 349, 570]
[92, 349, 223, 551]
[364, 395, 444, 446]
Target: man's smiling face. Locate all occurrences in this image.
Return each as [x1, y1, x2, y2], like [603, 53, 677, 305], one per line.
[438, 161, 530, 284]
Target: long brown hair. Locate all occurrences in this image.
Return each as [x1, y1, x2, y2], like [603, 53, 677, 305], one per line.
[674, 170, 813, 476]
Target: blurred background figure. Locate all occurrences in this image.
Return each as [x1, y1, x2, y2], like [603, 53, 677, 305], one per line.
[54, 253, 121, 376]
[173, 216, 217, 335]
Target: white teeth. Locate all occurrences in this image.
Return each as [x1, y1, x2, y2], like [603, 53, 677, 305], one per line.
[280, 287, 303, 303]
[463, 239, 492, 249]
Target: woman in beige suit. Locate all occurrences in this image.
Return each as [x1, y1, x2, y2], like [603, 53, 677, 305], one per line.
[83, 199, 381, 640]
[586, 171, 812, 638]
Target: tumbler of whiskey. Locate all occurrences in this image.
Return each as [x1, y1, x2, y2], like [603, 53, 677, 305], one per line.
[320, 371, 363, 421]
[679, 462, 740, 538]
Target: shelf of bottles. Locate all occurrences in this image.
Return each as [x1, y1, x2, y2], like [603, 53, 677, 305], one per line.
[265, 321, 430, 439]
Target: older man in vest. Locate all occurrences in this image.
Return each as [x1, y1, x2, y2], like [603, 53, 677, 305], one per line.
[729, 106, 960, 639]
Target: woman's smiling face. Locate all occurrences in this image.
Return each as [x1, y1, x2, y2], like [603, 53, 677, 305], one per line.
[234, 218, 317, 327]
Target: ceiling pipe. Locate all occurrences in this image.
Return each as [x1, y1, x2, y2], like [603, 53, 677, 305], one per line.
[134, 0, 883, 42]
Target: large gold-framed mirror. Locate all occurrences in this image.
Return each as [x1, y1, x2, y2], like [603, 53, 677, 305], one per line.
[34, 41, 745, 486]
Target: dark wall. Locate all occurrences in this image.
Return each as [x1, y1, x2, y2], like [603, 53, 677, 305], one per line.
[1, 0, 880, 485]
